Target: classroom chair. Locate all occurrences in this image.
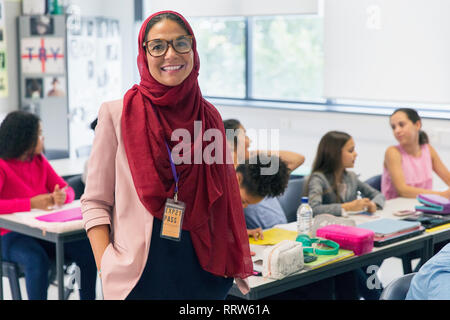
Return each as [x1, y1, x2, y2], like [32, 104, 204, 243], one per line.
[2, 259, 75, 300]
[66, 174, 85, 200]
[365, 174, 381, 191]
[277, 177, 305, 223]
[379, 272, 416, 300]
[44, 149, 70, 160]
[2, 261, 23, 300]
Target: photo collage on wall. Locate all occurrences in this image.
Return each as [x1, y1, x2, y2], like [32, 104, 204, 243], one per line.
[21, 14, 66, 100]
[0, 0, 8, 98]
[66, 16, 121, 157]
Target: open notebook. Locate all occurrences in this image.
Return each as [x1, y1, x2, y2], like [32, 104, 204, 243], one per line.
[35, 207, 82, 222]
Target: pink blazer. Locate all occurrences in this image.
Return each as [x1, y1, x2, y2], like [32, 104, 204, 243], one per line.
[81, 99, 249, 300]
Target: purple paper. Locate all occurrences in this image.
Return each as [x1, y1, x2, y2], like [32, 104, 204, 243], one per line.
[35, 207, 82, 222]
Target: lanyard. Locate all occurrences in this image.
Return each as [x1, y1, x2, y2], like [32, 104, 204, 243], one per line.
[150, 104, 180, 201]
[165, 141, 179, 202]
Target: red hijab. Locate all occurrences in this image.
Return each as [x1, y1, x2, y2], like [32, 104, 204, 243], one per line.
[121, 11, 252, 279]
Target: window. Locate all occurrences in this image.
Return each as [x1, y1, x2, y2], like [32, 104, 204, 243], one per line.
[142, 9, 450, 118]
[192, 15, 323, 102]
[190, 17, 246, 98]
[251, 15, 323, 101]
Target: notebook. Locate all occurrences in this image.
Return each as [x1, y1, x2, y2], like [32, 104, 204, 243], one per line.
[373, 226, 425, 247]
[303, 249, 355, 270]
[403, 214, 450, 230]
[358, 219, 421, 237]
[35, 207, 82, 222]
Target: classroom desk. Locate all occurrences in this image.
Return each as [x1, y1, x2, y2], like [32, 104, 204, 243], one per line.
[49, 157, 89, 179]
[0, 201, 86, 300]
[228, 197, 450, 300]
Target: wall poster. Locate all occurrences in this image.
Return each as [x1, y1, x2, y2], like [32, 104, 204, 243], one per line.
[20, 37, 65, 74]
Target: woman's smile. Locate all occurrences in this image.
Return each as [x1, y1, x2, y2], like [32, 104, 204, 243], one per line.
[161, 64, 185, 72]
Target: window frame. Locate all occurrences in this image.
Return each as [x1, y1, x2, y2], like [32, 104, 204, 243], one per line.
[204, 16, 450, 120]
[136, 8, 450, 120]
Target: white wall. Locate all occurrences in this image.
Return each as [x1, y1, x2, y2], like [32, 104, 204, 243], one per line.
[144, 0, 318, 17]
[324, 0, 450, 104]
[215, 103, 450, 190]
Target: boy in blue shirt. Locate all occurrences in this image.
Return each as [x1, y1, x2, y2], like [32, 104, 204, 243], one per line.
[406, 243, 450, 300]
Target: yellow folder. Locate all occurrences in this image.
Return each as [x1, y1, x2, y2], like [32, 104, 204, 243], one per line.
[248, 228, 298, 245]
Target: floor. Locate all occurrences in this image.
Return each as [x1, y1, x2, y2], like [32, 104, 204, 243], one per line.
[2, 256, 420, 300]
[2, 274, 103, 300]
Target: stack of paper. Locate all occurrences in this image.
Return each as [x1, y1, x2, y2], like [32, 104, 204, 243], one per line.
[358, 218, 423, 245]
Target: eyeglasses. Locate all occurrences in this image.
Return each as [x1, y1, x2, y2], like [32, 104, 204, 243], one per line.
[143, 35, 193, 57]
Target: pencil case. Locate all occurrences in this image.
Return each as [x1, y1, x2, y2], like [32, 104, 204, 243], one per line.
[262, 240, 304, 279]
[316, 224, 374, 255]
[416, 194, 450, 214]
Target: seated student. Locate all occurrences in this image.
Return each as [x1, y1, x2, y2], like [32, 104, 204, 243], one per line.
[0, 111, 97, 300]
[306, 130, 385, 300]
[223, 119, 305, 232]
[235, 154, 290, 240]
[307, 131, 385, 216]
[382, 108, 450, 200]
[406, 242, 450, 300]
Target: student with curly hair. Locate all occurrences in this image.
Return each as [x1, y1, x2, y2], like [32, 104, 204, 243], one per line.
[224, 119, 304, 238]
[236, 154, 290, 207]
[235, 154, 290, 240]
[0, 111, 97, 300]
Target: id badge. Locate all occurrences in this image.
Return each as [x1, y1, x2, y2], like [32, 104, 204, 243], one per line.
[160, 198, 186, 241]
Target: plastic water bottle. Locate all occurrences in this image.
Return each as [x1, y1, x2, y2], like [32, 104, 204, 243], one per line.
[297, 197, 313, 236]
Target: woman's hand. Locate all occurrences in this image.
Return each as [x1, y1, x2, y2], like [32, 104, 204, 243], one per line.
[52, 184, 67, 206]
[342, 198, 372, 212]
[30, 194, 55, 210]
[247, 228, 264, 240]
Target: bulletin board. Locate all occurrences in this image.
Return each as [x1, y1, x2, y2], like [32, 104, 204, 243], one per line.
[18, 14, 69, 152]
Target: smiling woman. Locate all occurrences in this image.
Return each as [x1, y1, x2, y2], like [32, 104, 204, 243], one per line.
[81, 10, 253, 300]
[143, 14, 194, 86]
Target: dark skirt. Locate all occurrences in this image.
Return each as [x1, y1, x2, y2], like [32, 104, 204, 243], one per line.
[126, 218, 233, 300]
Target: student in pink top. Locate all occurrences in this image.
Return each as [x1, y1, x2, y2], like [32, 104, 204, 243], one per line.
[0, 111, 96, 300]
[382, 108, 450, 200]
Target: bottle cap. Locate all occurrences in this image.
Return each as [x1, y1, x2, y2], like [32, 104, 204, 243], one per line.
[301, 197, 308, 203]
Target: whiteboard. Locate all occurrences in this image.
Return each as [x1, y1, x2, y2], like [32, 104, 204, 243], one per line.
[324, 0, 450, 104]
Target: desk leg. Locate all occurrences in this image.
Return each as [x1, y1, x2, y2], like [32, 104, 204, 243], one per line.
[56, 240, 64, 300]
[0, 235, 3, 300]
[415, 238, 434, 272]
